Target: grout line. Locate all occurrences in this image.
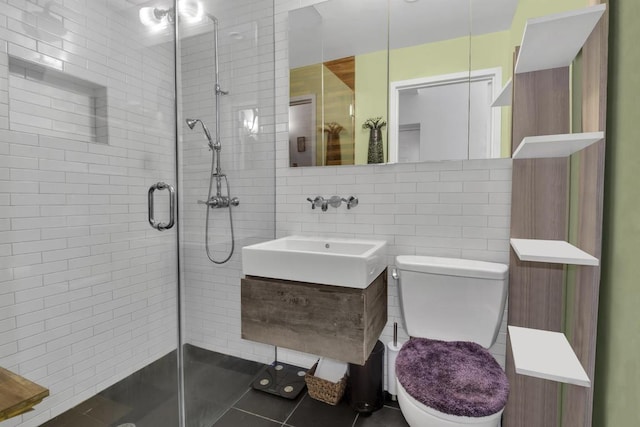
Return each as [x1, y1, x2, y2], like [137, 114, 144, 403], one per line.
[383, 404, 402, 411]
[281, 392, 307, 426]
[351, 412, 359, 427]
[233, 407, 284, 424]
[211, 386, 253, 425]
[229, 386, 252, 408]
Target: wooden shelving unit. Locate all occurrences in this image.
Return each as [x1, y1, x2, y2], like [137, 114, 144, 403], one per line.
[515, 4, 606, 74]
[506, 2, 608, 425]
[0, 367, 49, 421]
[510, 238, 599, 266]
[512, 132, 604, 159]
[508, 326, 590, 387]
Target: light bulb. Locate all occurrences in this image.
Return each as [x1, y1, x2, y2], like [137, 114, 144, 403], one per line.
[139, 7, 161, 26]
[179, 0, 204, 24]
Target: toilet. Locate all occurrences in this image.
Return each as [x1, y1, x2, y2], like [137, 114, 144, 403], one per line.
[394, 255, 509, 427]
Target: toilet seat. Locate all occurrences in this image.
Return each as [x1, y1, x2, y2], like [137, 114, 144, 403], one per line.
[396, 338, 509, 418]
[397, 380, 504, 427]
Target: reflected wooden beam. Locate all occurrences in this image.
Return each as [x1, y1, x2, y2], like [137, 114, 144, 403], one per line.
[324, 56, 355, 91]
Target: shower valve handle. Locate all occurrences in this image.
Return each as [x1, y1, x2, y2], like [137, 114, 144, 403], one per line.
[307, 196, 326, 210]
[306, 197, 316, 209]
[198, 196, 239, 208]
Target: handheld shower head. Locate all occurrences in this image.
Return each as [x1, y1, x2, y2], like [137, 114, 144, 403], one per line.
[186, 118, 198, 129]
[186, 118, 214, 148]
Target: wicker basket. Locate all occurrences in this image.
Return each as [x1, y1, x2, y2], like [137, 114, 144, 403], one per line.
[304, 362, 347, 405]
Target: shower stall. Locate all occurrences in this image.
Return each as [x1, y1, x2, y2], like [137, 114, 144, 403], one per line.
[0, 0, 275, 426]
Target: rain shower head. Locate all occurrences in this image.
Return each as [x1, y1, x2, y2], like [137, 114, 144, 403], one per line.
[186, 118, 214, 149]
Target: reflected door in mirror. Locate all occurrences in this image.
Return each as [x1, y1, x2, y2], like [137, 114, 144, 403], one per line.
[289, 96, 315, 167]
[397, 74, 495, 162]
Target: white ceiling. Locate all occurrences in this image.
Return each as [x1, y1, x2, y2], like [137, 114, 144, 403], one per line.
[289, 0, 520, 68]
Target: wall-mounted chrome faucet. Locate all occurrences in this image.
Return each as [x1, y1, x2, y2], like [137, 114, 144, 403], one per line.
[306, 196, 358, 211]
[341, 196, 358, 209]
[307, 196, 328, 211]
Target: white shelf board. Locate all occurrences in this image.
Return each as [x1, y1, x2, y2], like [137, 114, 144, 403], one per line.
[491, 78, 512, 107]
[510, 239, 599, 266]
[508, 326, 591, 387]
[512, 131, 604, 159]
[515, 4, 606, 74]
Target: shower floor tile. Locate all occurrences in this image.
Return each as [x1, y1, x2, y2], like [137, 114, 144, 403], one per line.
[43, 345, 409, 427]
[234, 388, 303, 422]
[212, 408, 281, 427]
[73, 395, 132, 425]
[282, 393, 357, 427]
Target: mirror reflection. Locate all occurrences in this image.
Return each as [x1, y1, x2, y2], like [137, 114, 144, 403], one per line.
[288, 0, 588, 167]
[288, 0, 388, 167]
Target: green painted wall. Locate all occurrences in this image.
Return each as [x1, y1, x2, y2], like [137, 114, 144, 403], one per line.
[593, 0, 640, 425]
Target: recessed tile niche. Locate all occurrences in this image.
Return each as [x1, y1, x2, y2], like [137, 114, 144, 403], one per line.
[8, 56, 108, 144]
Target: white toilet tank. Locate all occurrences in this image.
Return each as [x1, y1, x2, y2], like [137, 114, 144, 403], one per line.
[396, 255, 508, 348]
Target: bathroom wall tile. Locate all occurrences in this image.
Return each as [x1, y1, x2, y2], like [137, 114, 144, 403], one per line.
[490, 168, 512, 181]
[463, 158, 512, 170]
[489, 192, 511, 204]
[463, 180, 512, 193]
[179, 0, 277, 373]
[440, 169, 490, 182]
[439, 192, 490, 204]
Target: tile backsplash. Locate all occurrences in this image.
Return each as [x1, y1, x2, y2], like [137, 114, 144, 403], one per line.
[273, 159, 512, 372]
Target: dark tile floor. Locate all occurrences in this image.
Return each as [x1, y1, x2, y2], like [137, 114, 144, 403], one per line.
[42, 345, 409, 427]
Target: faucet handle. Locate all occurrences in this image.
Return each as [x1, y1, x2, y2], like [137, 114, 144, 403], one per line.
[307, 196, 325, 210]
[341, 196, 359, 209]
[306, 197, 316, 209]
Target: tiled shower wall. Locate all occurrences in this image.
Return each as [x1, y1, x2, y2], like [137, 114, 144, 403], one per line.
[0, 2, 177, 426]
[179, 0, 276, 362]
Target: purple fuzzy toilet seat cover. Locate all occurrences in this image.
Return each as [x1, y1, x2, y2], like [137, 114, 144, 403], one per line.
[396, 338, 509, 418]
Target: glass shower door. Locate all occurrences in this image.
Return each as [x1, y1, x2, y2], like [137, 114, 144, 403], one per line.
[176, 0, 276, 426]
[0, 1, 181, 426]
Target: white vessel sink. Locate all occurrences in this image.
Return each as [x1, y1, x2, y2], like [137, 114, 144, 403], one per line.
[242, 235, 387, 288]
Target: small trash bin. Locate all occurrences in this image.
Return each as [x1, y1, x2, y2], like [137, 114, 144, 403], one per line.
[348, 340, 385, 414]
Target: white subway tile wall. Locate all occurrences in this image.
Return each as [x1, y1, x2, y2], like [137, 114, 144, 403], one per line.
[178, 0, 277, 365]
[270, 0, 512, 385]
[0, 2, 178, 426]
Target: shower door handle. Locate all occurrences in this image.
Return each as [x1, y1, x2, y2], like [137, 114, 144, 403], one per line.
[148, 182, 175, 231]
